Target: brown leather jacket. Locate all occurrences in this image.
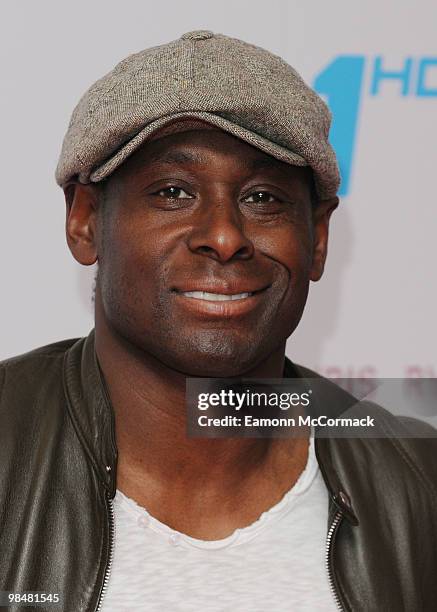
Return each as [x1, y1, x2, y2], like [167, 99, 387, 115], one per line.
[1, 331, 437, 611]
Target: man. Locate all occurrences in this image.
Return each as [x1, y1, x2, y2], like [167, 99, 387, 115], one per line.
[1, 30, 436, 612]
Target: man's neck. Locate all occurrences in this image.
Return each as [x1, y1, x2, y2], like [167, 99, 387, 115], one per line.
[94, 309, 309, 540]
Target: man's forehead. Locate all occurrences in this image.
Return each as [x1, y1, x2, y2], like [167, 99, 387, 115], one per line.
[122, 126, 308, 180]
[144, 145, 302, 175]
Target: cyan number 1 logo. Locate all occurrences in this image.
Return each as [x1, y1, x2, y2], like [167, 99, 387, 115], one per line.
[314, 56, 437, 196]
[314, 57, 365, 197]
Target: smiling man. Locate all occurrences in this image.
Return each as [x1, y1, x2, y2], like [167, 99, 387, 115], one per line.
[1, 31, 437, 612]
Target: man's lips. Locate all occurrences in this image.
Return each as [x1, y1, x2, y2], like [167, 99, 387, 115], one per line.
[171, 284, 270, 317]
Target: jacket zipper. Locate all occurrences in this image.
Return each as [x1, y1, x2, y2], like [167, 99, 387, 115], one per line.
[326, 509, 345, 611]
[96, 494, 115, 612]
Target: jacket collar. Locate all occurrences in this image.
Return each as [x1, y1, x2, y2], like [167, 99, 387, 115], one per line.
[63, 329, 358, 524]
[63, 330, 118, 496]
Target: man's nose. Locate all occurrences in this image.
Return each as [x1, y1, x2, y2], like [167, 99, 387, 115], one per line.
[187, 200, 254, 263]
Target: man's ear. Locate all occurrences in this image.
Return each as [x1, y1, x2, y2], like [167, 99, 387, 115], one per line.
[64, 181, 101, 266]
[310, 197, 339, 282]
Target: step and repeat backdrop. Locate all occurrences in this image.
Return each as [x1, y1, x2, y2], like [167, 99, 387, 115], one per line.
[1, 0, 435, 376]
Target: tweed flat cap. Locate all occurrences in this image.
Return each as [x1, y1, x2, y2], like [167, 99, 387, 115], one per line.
[56, 30, 340, 199]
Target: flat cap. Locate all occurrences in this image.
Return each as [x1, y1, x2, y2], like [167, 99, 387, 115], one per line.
[56, 31, 340, 200]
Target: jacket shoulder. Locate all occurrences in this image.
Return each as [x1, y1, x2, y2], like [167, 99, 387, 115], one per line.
[0, 337, 81, 407]
[0, 337, 80, 368]
[291, 360, 437, 485]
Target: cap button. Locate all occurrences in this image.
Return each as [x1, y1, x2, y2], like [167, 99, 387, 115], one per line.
[181, 30, 214, 41]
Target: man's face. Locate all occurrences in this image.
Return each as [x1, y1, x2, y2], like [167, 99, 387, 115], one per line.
[89, 129, 334, 376]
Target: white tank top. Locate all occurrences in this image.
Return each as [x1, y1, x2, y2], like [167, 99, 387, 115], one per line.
[101, 436, 337, 611]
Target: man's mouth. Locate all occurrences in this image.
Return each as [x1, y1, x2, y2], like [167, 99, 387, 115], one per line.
[172, 285, 269, 318]
[180, 291, 253, 302]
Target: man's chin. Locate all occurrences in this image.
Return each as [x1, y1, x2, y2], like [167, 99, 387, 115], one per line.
[175, 358, 251, 378]
[158, 332, 270, 378]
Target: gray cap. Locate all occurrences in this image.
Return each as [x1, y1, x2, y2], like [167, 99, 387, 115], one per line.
[55, 30, 340, 200]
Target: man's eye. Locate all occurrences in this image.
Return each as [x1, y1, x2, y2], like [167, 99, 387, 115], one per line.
[155, 186, 193, 199]
[243, 191, 278, 204]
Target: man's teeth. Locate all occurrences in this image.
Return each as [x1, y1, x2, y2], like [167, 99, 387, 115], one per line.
[182, 291, 252, 301]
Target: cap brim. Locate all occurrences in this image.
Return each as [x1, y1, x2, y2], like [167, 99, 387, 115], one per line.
[87, 111, 307, 183]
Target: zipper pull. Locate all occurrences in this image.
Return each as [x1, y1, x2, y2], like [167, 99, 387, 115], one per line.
[332, 490, 359, 526]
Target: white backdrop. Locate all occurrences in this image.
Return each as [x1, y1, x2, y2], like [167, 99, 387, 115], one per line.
[1, 0, 435, 377]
